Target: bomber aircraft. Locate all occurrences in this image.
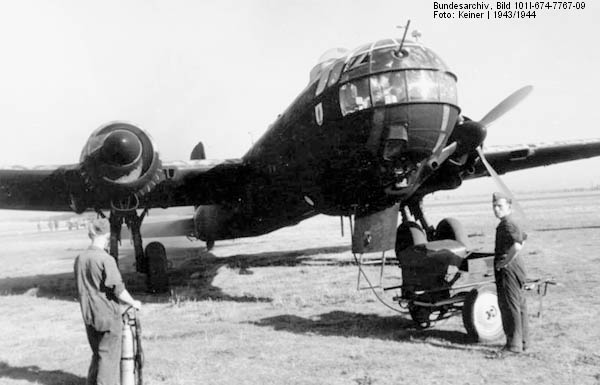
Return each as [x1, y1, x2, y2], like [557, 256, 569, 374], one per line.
[1, 36, 600, 296]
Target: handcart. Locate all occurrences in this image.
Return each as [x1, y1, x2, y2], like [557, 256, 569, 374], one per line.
[386, 240, 555, 341]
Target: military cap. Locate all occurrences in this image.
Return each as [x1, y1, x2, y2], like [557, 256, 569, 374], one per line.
[492, 191, 512, 204]
[88, 218, 111, 236]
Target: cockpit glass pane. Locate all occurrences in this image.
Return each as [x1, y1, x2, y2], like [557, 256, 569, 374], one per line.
[406, 70, 439, 102]
[388, 72, 408, 103]
[339, 78, 372, 116]
[371, 47, 396, 73]
[439, 72, 458, 104]
[401, 46, 431, 69]
[348, 52, 370, 71]
[370, 72, 407, 106]
[374, 39, 394, 48]
[328, 60, 345, 87]
[316, 62, 333, 96]
[424, 49, 449, 70]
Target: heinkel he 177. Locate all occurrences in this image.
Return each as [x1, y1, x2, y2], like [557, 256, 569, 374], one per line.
[1, 36, 598, 333]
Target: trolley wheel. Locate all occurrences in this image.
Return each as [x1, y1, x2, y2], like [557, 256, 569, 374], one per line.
[462, 285, 503, 342]
[435, 217, 468, 246]
[409, 305, 432, 329]
[145, 242, 170, 294]
[395, 221, 427, 256]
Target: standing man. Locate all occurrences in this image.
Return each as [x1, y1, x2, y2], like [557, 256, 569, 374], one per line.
[492, 192, 529, 354]
[74, 218, 142, 385]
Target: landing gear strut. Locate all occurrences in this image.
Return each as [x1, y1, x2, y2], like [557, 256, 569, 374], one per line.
[101, 207, 170, 293]
[107, 208, 148, 273]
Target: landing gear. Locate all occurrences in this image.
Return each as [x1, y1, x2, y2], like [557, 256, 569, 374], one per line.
[145, 242, 170, 293]
[107, 208, 148, 273]
[102, 207, 170, 293]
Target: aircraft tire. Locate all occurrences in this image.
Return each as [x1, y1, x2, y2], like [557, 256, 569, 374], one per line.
[145, 242, 170, 294]
[462, 285, 504, 342]
[435, 217, 468, 246]
[395, 222, 427, 257]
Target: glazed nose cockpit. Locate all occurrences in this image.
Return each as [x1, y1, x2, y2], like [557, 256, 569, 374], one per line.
[314, 39, 460, 197]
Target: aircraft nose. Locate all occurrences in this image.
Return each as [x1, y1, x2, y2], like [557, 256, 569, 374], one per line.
[100, 129, 143, 166]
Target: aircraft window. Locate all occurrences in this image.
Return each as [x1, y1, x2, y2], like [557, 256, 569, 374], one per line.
[374, 39, 395, 48]
[328, 60, 345, 87]
[438, 72, 458, 104]
[370, 72, 407, 106]
[401, 46, 431, 69]
[406, 70, 439, 102]
[316, 62, 333, 96]
[345, 52, 370, 72]
[339, 78, 372, 116]
[371, 48, 396, 73]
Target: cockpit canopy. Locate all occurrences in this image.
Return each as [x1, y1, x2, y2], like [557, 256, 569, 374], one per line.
[339, 69, 457, 116]
[312, 39, 459, 117]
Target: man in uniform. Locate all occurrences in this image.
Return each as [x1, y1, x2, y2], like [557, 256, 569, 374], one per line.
[492, 192, 529, 354]
[74, 218, 142, 385]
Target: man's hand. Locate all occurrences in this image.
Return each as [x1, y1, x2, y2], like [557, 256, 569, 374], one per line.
[118, 289, 142, 311]
[130, 300, 142, 311]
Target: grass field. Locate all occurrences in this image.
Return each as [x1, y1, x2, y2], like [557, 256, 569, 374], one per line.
[1, 191, 600, 385]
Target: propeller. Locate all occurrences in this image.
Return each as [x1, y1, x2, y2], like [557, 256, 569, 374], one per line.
[476, 147, 528, 222]
[475, 86, 533, 224]
[479, 86, 533, 128]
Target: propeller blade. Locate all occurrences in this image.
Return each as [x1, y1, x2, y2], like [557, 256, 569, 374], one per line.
[479, 85, 533, 128]
[476, 147, 528, 225]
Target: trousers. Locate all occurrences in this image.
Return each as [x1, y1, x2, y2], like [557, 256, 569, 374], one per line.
[496, 267, 529, 352]
[85, 323, 122, 385]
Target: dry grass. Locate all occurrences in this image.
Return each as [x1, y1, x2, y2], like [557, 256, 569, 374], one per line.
[1, 191, 600, 384]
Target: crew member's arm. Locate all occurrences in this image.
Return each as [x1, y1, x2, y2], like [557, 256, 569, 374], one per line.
[118, 289, 142, 310]
[495, 220, 527, 270]
[104, 256, 142, 310]
[496, 242, 523, 270]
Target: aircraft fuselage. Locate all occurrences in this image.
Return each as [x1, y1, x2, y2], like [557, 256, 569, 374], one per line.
[194, 39, 462, 241]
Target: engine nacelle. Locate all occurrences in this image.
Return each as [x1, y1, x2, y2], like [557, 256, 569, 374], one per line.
[79, 122, 162, 205]
[193, 205, 235, 241]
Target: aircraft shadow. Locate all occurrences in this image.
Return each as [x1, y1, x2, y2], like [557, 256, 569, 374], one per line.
[0, 361, 85, 385]
[253, 311, 477, 348]
[0, 244, 352, 304]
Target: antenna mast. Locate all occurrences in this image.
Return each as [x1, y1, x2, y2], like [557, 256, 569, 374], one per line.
[396, 19, 411, 54]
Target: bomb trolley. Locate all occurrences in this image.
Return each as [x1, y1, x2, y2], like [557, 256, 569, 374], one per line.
[386, 240, 555, 342]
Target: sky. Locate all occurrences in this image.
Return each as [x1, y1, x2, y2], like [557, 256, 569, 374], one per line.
[0, 0, 598, 196]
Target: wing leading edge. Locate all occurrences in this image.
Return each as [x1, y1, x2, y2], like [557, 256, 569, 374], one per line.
[467, 139, 600, 180]
[0, 159, 246, 212]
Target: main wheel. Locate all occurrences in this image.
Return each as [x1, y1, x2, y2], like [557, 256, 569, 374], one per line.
[145, 242, 170, 293]
[395, 221, 427, 257]
[462, 285, 504, 342]
[435, 217, 468, 246]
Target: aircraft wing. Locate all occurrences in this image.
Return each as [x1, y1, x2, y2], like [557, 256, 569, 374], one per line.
[0, 159, 246, 212]
[466, 139, 600, 179]
[0, 165, 79, 211]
